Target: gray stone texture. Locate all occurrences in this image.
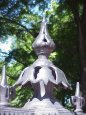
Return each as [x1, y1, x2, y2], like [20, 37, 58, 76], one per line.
[0, 17, 85, 115]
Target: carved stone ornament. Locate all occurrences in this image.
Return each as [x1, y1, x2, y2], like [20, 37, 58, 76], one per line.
[13, 17, 74, 115]
[0, 65, 15, 107]
[71, 82, 85, 114]
[1, 17, 84, 115]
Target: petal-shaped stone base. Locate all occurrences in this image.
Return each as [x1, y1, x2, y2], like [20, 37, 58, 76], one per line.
[23, 98, 74, 115]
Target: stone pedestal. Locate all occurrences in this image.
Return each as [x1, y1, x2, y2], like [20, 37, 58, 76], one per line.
[23, 98, 74, 115]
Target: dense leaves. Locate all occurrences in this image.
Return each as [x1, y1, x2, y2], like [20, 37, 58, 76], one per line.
[0, 0, 86, 111]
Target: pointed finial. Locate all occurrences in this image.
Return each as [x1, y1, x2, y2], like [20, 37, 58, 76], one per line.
[0, 65, 15, 107]
[71, 82, 85, 113]
[75, 82, 81, 97]
[0, 65, 7, 87]
[32, 16, 55, 57]
[42, 13, 46, 23]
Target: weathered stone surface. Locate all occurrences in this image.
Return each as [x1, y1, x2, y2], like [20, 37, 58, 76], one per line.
[12, 17, 73, 115]
[71, 82, 85, 114]
[0, 17, 85, 115]
[0, 106, 74, 115]
[0, 65, 15, 107]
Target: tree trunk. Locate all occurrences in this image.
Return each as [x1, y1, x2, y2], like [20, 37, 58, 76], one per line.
[77, 20, 86, 111]
[66, 0, 86, 111]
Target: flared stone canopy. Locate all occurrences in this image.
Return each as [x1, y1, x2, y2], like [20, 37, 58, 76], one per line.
[14, 17, 71, 97]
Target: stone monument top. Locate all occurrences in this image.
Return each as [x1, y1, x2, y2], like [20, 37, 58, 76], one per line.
[1, 17, 85, 115]
[0, 65, 15, 107]
[13, 17, 73, 114]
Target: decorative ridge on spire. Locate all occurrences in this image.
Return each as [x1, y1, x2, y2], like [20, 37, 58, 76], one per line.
[32, 16, 55, 57]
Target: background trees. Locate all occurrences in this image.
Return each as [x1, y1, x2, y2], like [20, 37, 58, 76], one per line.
[0, 0, 86, 111]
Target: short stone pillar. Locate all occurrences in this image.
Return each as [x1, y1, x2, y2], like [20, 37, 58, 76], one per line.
[0, 65, 15, 107]
[71, 82, 85, 115]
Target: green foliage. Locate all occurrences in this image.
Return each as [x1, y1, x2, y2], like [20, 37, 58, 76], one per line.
[11, 87, 33, 107]
[0, 0, 86, 110]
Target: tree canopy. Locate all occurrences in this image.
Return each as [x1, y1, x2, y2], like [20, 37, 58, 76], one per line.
[0, 0, 86, 111]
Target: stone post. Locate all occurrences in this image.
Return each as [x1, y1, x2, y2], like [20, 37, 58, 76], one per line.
[71, 82, 85, 115]
[0, 65, 15, 107]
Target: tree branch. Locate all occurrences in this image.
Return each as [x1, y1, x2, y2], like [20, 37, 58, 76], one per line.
[0, 16, 33, 37]
[66, 0, 86, 68]
[66, 0, 80, 25]
[0, 51, 9, 55]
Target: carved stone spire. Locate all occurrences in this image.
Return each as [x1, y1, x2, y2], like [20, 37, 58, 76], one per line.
[14, 17, 73, 115]
[71, 82, 85, 113]
[32, 16, 55, 57]
[75, 82, 81, 97]
[0, 65, 15, 107]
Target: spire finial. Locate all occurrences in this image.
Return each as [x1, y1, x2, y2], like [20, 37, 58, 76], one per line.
[75, 82, 81, 97]
[0, 65, 15, 107]
[71, 82, 85, 113]
[14, 15, 71, 114]
[32, 16, 55, 57]
[0, 65, 7, 86]
[42, 12, 46, 23]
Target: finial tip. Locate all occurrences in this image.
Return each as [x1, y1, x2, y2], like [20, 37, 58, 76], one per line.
[0, 65, 7, 86]
[75, 82, 80, 97]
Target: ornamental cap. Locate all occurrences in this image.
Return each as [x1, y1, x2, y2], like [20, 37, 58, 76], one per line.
[32, 16, 55, 57]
